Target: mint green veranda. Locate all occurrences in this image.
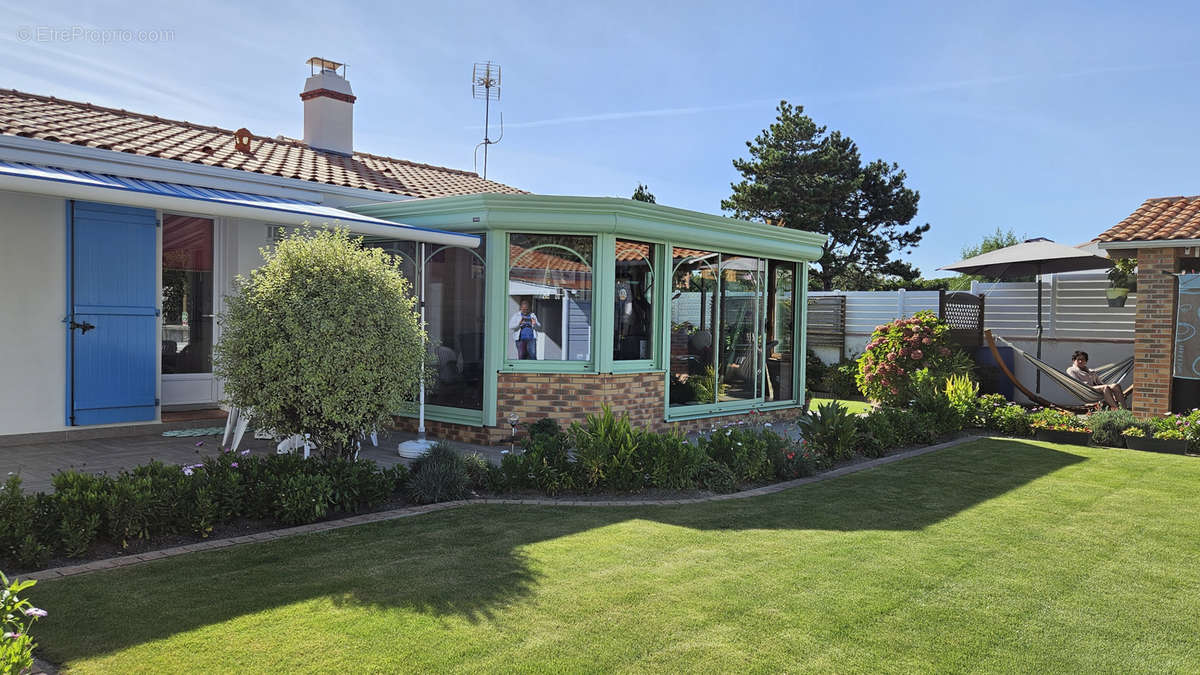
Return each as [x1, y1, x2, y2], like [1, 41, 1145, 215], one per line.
[348, 195, 827, 428]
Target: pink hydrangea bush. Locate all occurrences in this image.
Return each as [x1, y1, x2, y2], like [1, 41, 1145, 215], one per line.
[856, 311, 962, 406]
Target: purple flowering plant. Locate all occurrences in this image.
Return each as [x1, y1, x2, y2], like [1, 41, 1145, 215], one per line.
[0, 571, 45, 674]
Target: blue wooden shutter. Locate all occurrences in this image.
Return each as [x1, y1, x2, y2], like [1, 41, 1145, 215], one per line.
[69, 201, 159, 425]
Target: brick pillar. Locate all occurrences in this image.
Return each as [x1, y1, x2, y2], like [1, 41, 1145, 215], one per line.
[1132, 247, 1180, 416]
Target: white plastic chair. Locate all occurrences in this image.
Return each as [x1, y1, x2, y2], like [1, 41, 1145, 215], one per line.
[221, 406, 252, 452]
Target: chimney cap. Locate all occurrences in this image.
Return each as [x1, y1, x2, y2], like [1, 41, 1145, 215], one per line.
[306, 57, 345, 75]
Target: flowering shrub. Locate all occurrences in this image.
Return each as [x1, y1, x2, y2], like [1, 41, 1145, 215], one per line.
[774, 442, 820, 479]
[1028, 408, 1090, 433]
[700, 427, 775, 483]
[0, 572, 44, 675]
[856, 312, 965, 406]
[1121, 426, 1145, 438]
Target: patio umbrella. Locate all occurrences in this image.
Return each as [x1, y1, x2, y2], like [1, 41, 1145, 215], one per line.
[939, 238, 1113, 392]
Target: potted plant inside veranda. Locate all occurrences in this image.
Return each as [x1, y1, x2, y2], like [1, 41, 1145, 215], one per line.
[1107, 258, 1137, 307]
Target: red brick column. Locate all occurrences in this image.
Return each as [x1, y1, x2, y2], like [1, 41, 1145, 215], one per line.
[1133, 247, 1180, 416]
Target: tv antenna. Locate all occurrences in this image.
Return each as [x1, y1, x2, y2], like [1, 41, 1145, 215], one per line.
[472, 61, 503, 179]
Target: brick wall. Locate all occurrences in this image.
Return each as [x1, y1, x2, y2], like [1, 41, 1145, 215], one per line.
[1133, 247, 1180, 416]
[393, 370, 805, 444]
[496, 371, 665, 441]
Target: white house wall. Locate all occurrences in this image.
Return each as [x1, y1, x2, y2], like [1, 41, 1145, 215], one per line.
[0, 191, 72, 433]
[0, 191, 284, 436]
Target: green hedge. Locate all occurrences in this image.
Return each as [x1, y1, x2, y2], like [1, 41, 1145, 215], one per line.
[0, 452, 412, 570]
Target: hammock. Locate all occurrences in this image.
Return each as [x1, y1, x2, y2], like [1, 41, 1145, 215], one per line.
[984, 330, 1134, 412]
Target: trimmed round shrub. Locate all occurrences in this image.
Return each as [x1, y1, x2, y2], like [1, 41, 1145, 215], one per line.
[408, 443, 470, 504]
[856, 311, 964, 406]
[215, 227, 426, 458]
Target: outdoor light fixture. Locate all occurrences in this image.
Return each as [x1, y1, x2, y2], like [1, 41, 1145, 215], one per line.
[507, 412, 520, 456]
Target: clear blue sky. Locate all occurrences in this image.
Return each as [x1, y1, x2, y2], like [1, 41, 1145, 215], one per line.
[3, 0, 1197, 277]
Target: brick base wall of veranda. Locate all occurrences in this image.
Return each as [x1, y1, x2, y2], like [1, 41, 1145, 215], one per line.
[392, 371, 803, 445]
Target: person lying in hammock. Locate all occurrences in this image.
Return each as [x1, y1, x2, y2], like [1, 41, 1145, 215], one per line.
[1067, 350, 1127, 409]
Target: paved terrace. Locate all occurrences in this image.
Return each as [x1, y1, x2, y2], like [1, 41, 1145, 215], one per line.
[0, 427, 507, 494]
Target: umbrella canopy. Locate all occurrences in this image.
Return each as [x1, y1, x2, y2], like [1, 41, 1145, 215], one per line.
[939, 238, 1113, 277]
[939, 238, 1113, 394]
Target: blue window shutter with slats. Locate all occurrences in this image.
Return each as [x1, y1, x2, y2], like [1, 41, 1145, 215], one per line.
[69, 201, 158, 425]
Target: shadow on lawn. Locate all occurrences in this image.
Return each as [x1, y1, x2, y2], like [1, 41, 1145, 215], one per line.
[33, 438, 1084, 664]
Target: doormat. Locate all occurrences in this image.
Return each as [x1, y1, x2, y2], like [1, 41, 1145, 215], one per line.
[162, 427, 226, 437]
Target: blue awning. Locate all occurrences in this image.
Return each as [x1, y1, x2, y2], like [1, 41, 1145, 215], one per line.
[0, 160, 479, 247]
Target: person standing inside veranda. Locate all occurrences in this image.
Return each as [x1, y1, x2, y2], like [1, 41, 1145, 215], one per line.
[1067, 350, 1126, 409]
[509, 298, 541, 360]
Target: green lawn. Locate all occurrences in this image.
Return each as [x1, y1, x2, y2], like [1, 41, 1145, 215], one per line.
[30, 439, 1200, 673]
[809, 396, 873, 415]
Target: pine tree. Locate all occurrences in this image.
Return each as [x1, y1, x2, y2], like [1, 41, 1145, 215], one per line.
[723, 101, 929, 291]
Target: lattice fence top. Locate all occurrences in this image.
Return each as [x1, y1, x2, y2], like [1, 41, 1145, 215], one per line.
[941, 292, 984, 348]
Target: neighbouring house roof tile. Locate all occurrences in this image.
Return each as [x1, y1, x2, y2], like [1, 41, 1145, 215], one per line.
[0, 88, 526, 199]
[1097, 196, 1200, 243]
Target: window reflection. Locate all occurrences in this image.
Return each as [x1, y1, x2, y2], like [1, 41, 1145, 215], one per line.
[508, 234, 594, 362]
[162, 215, 213, 374]
[670, 250, 797, 408]
[719, 256, 763, 402]
[425, 242, 487, 409]
[670, 249, 719, 405]
[614, 240, 655, 361]
[766, 261, 795, 401]
[363, 237, 485, 411]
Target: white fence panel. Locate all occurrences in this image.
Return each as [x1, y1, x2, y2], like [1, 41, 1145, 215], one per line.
[810, 289, 940, 357]
[972, 271, 1135, 341]
[805, 272, 1137, 404]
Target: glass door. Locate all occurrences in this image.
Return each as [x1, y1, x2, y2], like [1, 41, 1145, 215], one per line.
[161, 214, 217, 406]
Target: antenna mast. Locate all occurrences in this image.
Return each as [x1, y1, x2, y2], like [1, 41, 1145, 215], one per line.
[472, 61, 502, 179]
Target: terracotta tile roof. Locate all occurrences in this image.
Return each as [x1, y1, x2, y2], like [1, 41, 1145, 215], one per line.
[0, 88, 526, 199]
[1097, 196, 1200, 243]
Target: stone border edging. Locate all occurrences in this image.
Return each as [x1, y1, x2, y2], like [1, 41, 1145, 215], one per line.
[23, 435, 983, 582]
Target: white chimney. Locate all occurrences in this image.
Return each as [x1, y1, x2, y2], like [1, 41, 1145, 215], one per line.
[300, 57, 355, 155]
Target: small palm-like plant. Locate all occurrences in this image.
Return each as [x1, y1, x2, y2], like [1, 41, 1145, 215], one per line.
[797, 401, 859, 462]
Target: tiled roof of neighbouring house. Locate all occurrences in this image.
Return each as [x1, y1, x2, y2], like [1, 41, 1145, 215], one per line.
[1097, 196, 1200, 243]
[0, 88, 526, 199]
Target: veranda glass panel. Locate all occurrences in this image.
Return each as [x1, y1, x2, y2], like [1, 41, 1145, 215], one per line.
[424, 240, 487, 410]
[363, 238, 485, 411]
[161, 214, 214, 374]
[508, 234, 594, 361]
[766, 261, 795, 401]
[364, 239, 417, 287]
[670, 249, 720, 406]
[614, 240, 655, 361]
[718, 255, 763, 402]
